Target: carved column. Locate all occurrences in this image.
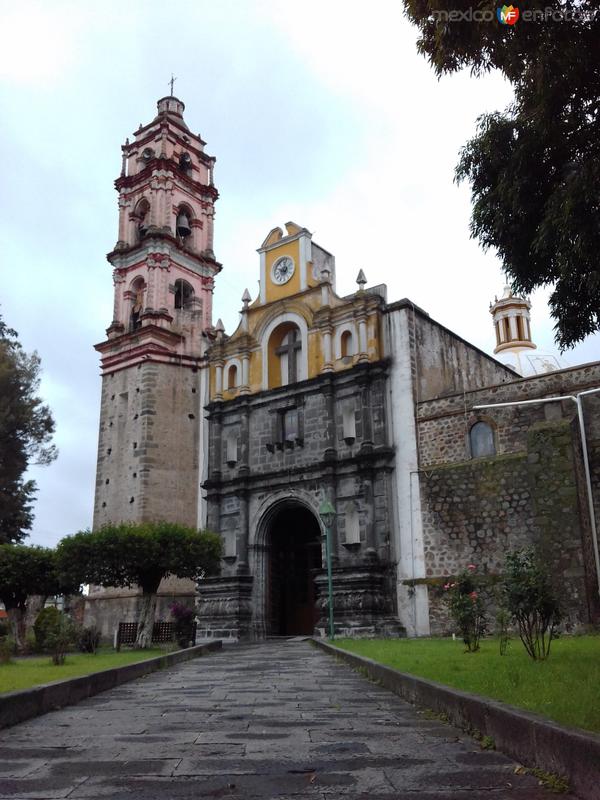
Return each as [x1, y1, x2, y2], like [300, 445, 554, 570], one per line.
[215, 360, 224, 400]
[240, 352, 250, 395]
[357, 313, 368, 362]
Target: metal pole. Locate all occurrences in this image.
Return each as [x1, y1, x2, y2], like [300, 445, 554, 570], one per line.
[474, 386, 600, 599]
[576, 395, 600, 600]
[325, 523, 335, 640]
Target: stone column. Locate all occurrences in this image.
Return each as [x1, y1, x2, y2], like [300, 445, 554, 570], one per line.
[358, 375, 373, 451]
[117, 194, 128, 243]
[237, 488, 249, 574]
[215, 361, 224, 400]
[322, 327, 333, 373]
[509, 313, 519, 340]
[357, 314, 368, 362]
[240, 353, 250, 395]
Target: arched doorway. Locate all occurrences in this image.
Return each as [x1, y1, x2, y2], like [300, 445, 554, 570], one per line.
[267, 504, 322, 636]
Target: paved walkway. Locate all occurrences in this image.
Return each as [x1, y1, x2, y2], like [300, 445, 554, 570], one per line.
[0, 641, 572, 799]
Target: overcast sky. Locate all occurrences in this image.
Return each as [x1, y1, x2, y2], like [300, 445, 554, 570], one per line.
[1, 1, 598, 548]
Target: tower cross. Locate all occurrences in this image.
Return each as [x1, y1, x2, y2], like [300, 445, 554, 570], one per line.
[169, 74, 177, 96]
[276, 329, 302, 383]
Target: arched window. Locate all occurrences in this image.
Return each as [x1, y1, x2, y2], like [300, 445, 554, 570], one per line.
[340, 330, 354, 359]
[469, 421, 496, 458]
[227, 364, 238, 390]
[268, 323, 302, 388]
[130, 277, 145, 331]
[174, 279, 194, 310]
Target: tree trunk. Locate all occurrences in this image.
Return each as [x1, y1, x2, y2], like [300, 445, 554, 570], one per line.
[7, 606, 26, 652]
[135, 592, 157, 649]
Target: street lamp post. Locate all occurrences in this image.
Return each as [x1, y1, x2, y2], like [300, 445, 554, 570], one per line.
[319, 500, 336, 640]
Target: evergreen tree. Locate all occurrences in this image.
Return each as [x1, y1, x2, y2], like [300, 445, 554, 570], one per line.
[0, 314, 57, 542]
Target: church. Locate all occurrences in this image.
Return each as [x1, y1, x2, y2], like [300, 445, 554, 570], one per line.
[84, 95, 600, 640]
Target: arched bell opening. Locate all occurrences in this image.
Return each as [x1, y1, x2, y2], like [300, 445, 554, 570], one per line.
[175, 203, 194, 245]
[174, 278, 194, 311]
[133, 198, 150, 242]
[129, 276, 146, 332]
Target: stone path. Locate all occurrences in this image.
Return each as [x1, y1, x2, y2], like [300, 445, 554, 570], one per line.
[0, 641, 575, 799]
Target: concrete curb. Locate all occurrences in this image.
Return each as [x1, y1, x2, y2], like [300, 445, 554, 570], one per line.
[312, 638, 600, 800]
[0, 640, 222, 731]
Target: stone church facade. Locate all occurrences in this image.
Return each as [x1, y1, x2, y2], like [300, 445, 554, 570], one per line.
[85, 95, 600, 640]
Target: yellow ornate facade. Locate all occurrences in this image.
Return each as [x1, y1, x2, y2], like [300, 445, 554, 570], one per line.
[208, 222, 383, 400]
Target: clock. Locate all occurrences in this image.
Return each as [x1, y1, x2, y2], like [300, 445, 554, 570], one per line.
[271, 256, 295, 285]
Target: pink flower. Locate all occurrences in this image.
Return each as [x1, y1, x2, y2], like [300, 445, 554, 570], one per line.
[467, 564, 476, 571]
[469, 591, 478, 600]
[443, 583, 450, 590]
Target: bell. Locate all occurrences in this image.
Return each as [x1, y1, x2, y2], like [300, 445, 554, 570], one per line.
[176, 212, 191, 237]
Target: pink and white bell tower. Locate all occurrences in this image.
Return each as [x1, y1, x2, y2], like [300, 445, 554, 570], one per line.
[92, 94, 219, 540]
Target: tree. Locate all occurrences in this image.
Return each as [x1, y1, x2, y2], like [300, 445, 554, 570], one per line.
[0, 314, 57, 542]
[402, 0, 600, 348]
[0, 545, 61, 651]
[57, 522, 222, 648]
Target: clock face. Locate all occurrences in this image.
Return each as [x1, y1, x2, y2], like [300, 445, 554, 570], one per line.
[272, 256, 295, 285]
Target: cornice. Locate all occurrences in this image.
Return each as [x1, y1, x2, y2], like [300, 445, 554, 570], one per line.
[115, 157, 219, 199]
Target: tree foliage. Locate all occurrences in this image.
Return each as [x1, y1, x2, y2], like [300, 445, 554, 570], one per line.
[0, 544, 62, 650]
[0, 314, 57, 542]
[57, 522, 222, 647]
[402, 0, 600, 348]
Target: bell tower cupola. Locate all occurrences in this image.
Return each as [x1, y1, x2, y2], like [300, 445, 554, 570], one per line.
[490, 284, 535, 357]
[101, 93, 220, 371]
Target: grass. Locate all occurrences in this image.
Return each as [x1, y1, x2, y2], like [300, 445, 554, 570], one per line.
[335, 635, 600, 734]
[0, 647, 174, 694]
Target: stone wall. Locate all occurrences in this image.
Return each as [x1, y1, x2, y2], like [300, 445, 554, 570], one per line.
[416, 362, 600, 633]
[94, 360, 203, 529]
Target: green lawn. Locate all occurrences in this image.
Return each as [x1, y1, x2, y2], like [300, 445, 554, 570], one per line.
[0, 648, 173, 694]
[335, 635, 600, 734]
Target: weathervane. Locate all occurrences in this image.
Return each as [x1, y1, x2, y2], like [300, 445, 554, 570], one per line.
[169, 74, 177, 96]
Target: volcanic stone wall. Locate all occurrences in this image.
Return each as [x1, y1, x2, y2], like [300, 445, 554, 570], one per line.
[416, 363, 600, 634]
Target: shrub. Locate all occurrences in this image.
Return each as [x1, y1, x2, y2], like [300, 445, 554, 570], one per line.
[503, 548, 561, 661]
[444, 564, 487, 652]
[33, 606, 62, 652]
[77, 626, 101, 654]
[170, 602, 196, 648]
[495, 606, 511, 656]
[44, 614, 77, 665]
[0, 620, 8, 638]
[0, 635, 14, 664]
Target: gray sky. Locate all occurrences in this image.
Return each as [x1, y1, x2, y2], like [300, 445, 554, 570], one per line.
[1, 1, 598, 547]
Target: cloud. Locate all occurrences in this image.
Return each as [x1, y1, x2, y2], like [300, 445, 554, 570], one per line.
[1, 0, 597, 547]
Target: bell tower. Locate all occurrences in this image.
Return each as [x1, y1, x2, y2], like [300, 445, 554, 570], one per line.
[93, 94, 219, 534]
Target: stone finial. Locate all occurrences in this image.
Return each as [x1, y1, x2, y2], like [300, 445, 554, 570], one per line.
[356, 269, 367, 289]
[215, 318, 225, 339]
[241, 288, 251, 309]
[321, 266, 331, 283]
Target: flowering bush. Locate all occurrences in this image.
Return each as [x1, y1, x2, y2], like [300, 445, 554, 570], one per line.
[502, 548, 561, 661]
[444, 564, 487, 652]
[170, 602, 196, 648]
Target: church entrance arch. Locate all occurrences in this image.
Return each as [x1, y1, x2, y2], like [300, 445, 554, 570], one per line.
[265, 502, 322, 636]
